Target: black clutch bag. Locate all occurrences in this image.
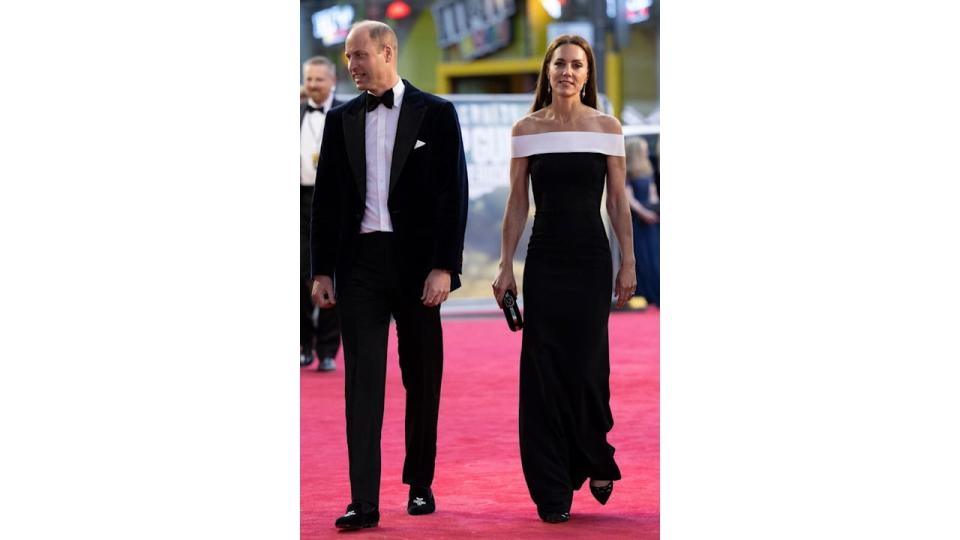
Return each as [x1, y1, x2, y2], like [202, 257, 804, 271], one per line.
[502, 289, 524, 332]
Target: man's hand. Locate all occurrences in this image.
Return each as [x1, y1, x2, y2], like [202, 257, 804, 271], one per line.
[311, 276, 336, 308]
[421, 269, 451, 307]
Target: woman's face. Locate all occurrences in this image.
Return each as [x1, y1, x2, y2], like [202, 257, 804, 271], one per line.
[548, 44, 588, 99]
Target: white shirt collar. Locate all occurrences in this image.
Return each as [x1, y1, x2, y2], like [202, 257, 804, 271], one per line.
[306, 93, 335, 112]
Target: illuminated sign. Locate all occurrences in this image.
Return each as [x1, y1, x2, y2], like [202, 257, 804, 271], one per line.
[432, 0, 516, 59]
[546, 22, 593, 46]
[540, 0, 563, 19]
[625, 0, 652, 24]
[311, 5, 355, 46]
[386, 1, 412, 20]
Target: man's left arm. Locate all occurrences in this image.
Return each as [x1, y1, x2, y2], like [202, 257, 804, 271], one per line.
[432, 101, 468, 274]
[422, 101, 468, 306]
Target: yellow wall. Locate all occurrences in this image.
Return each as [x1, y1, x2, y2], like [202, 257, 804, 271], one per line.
[606, 47, 623, 117]
[436, 58, 542, 94]
[527, 0, 550, 58]
[622, 26, 659, 102]
[399, 10, 442, 94]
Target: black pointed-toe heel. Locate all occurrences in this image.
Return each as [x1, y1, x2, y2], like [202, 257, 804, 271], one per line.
[537, 509, 570, 523]
[590, 481, 614, 505]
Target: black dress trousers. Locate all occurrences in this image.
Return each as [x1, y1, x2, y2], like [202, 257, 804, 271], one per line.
[336, 232, 443, 507]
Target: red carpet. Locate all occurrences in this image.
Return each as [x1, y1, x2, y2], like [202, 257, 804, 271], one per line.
[301, 310, 659, 539]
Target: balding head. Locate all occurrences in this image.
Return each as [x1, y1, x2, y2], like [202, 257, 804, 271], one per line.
[349, 20, 398, 53]
[344, 20, 400, 96]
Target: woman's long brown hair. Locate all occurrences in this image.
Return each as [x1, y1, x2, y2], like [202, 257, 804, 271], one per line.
[530, 34, 599, 113]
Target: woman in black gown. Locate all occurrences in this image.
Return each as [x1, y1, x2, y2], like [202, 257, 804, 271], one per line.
[492, 35, 637, 524]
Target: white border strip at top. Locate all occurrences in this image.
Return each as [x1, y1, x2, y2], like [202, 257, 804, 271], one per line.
[511, 131, 626, 158]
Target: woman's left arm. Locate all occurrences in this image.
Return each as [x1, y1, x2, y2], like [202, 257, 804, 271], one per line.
[606, 151, 637, 308]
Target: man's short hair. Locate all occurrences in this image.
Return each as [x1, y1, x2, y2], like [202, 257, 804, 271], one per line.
[303, 55, 336, 75]
[350, 20, 398, 53]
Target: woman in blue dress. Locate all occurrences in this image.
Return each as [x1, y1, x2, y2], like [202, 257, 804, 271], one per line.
[625, 137, 660, 306]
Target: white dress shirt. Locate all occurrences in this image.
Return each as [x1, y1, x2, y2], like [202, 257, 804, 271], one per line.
[300, 94, 335, 186]
[360, 78, 405, 233]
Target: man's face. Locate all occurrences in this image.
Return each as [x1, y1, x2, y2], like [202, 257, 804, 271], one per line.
[303, 64, 335, 104]
[344, 30, 390, 92]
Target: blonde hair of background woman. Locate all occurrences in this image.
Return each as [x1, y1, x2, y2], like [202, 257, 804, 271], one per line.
[625, 137, 654, 179]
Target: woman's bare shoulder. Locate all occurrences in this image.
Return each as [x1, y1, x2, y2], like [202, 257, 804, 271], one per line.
[587, 111, 622, 135]
[512, 111, 551, 136]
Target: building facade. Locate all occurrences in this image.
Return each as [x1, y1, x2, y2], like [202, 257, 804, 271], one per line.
[300, 0, 659, 119]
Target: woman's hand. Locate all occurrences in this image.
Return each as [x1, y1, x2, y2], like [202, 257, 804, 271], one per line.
[639, 208, 659, 224]
[492, 266, 518, 309]
[615, 265, 637, 308]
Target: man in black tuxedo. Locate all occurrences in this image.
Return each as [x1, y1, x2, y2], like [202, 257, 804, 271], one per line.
[310, 21, 468, 530]
[301, 56, 345, 371]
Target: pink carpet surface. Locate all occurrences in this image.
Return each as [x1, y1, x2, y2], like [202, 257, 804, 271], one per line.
[301, 310, 659, 539]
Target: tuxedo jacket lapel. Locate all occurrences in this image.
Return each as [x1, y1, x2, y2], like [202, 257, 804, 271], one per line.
[389, 81, 427, 196]
[342, 99, 366, 204]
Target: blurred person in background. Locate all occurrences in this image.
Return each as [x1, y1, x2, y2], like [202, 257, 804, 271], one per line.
[650, 136, 660, 194]
[492, 34, 635, 524]
[310, 20, 468, 530]
[301, 55, 344, 371]
[625, 137, 660, 307]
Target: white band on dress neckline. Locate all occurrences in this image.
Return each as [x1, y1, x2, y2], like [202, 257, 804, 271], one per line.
[511, 131, 626, 158]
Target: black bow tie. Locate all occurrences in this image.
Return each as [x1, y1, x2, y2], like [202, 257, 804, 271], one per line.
[305, 104, 325, 114]
[365, 89, 394, 112]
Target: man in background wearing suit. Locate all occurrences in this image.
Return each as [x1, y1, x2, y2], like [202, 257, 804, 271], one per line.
[301, 55, 344, 371]
[310, 20, 468, 530]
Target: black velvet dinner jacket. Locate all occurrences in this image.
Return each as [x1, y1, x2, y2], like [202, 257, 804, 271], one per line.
[309, 80, 468, 294]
